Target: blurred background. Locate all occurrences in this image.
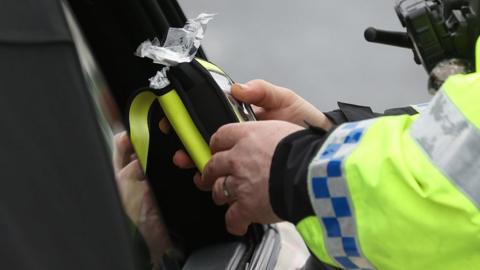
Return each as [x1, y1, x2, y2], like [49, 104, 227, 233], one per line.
[179, 0, 431, 111]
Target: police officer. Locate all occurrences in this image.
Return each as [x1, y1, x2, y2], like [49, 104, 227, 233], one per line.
[174, 9, 480, 270]
[174, 47, 480, 270]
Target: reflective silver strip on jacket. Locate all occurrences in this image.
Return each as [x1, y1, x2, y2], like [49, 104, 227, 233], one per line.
[410, 90, 480, 208]
[411, 102, 430, 114]
[307, 119, 377, 270]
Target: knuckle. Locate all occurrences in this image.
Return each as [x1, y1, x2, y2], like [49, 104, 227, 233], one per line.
[213, 178, 222, 192]
[225, 208, 237, 223]
[116, 170, 127, 182]
[213, 189, 225, 205]
[202, 167, 212, 184]
[193, 173, 203, 186]
[203, 155, 218, 174]
[216, 123, 233, 137]
[206, 155, 219, 174]
[206, 156, 215, 170]
[249, 79, 262, 85]
[195, 177, 209, 191]
[227, 158, 240, 174]
[114, 131, 124, 143]
[209, 132, 220, 147]
[251, 79, 267, 86]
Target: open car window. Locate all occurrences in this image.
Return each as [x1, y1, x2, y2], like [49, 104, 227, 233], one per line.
[63, 2, 185, 268]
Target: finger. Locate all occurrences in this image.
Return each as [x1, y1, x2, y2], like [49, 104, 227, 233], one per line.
[212, 176, 231, 206]
[158, 117, 172, 134]
[192, 172, 207, 190]
[230, 80, 293, 110]
[210, 123, 248, 153]
[225, 203, 250, 236]
[251, 104, 265, 116]
[113, 131, 134, 172]
[173, 150, 195, 169]
[138, 186, 161, 222]
[117, 159, 146, 183]
[250, 105, 272, 122]
[201, 151, 233, 190]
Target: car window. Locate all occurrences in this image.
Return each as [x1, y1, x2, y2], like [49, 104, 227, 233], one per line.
[63, 2, 181, 268]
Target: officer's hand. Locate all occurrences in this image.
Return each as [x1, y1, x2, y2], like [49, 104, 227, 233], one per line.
[231, 80, 332, 130]
[200, 121, 303, 235]
[172, 80, 332, 170]
[113, 131, 171, 266]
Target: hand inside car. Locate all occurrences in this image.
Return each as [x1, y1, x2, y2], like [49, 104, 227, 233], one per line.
[113, 131, 171, 267]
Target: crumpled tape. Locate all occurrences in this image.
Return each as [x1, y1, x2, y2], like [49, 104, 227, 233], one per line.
[148, 67, 170, 89]
[135, 13, 215, 67]
[136, 13, 215, 89]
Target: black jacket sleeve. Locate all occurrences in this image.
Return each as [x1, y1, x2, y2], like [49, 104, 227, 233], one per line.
[269, 102, 420, 223]
[325, 102, 380, 125]
[269, 126, 333, 224]
[325, 102, 420, 125]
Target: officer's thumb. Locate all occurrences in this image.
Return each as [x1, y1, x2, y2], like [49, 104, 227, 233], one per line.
[231, 80, 285, 109]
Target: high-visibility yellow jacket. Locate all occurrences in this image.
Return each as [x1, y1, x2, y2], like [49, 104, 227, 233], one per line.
[269, 41, 480, 270]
